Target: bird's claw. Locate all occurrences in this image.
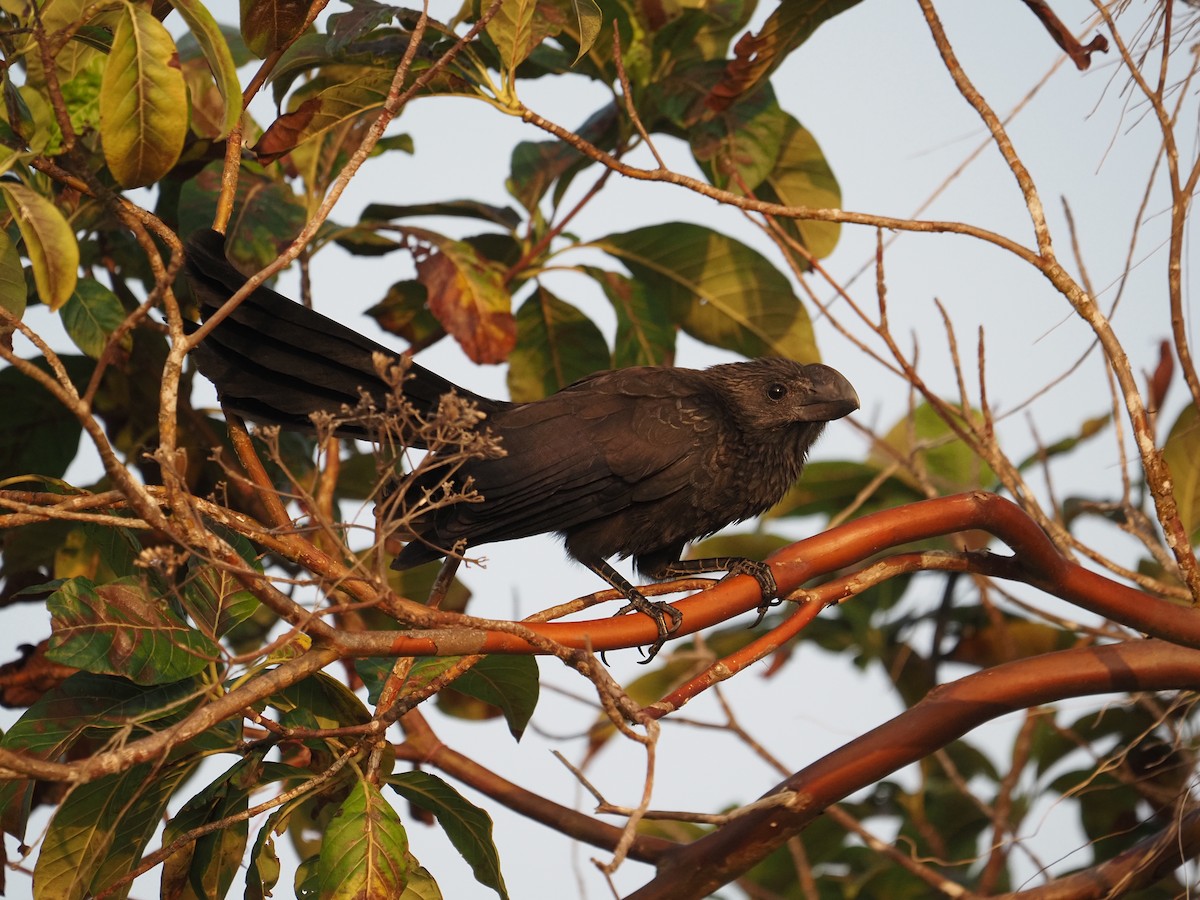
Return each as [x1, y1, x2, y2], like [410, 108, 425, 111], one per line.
[610, 593, 683, 664]
[716, 559, 780, 629]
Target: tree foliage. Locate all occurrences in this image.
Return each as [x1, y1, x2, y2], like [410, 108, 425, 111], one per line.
[0, 0, 1198, 897]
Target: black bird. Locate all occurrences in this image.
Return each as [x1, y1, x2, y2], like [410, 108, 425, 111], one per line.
[184, 229, 859, 656]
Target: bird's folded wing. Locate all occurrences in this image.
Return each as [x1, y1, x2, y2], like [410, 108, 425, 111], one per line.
[402, 369, 720, 547]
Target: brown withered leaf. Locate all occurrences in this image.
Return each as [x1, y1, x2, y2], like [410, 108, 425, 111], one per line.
[415, 242, 515, 364]
[0, 639, 77, 707]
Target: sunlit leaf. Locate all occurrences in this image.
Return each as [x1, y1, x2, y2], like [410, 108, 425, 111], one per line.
[595, 222, 817, 360]
[388, 771, 508, 900]
[180, 538, 262, 640]
[691, 85, 786, 193]
[1164, 402, 1200, 539]
[570, 0, 602, 62]
[488, 0, 567, 82]
[756, 115, 841, 259]
[317, 779, 409, 898]
[1, 181, 78, 310]
[768, 460, 922, 521]
[35, 759, 197, 898]
[167, 0, 242, 139]
[408, 228, 515, 363]
[0, 673, 198, 840]
[161, 754, 263, 899]
[875, 402, 996, 496]
[0, 229, 25, 321]
[366, 279, 443, 346]
[99, 1, 188, 187]
[52, 522, 140, 583]
[507, 286, 609, 401]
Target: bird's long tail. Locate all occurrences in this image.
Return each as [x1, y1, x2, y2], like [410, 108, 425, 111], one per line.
[183, 229, 496, 440]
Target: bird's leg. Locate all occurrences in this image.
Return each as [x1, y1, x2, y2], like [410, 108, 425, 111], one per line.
[584, 559, 683, 663]
[660, 557, 780, 627]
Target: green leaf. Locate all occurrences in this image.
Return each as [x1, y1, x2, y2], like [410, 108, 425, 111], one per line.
[166, 0, 243, 139]
[0, 673, 199, 840]
[0, 228, 25, 321]
[180, 547, 261, 640]
[47, 576, 221, 684]
[387, 771, 508, 900]
[1017, 414, 1110, 470]
[35, 758, 198, 899]
[59, 278, 128, 359]
[691, 85, 786, 193]
[160, 753, 264, 900]
[99, 1, 188, 187]
[488, 0, 568, 84]
[328, 0, 399, 51]
[875, 402, 996, 496]
[1163, 403, 1200, 539]
[269, 671, 371, 733]
[177, 163, 308, 265]
[767, 459, 923, 521]
[53, 522, 141, 582]
[448, 655, 539, 740]
[363, 200, 522, 230]
[507, 286, 609, 402]
[1, 182, 78, 310]
[755, 115, 841, 259]
[367, 280, 443, 347]
[0, 355, 93, 482]
[246, 809, 285, 899]
[583, 266, 674, 367]
[241, 0, 309, 57]
[318, 779, 409, 898]
[595, 222, 817, 359]
[505, 105, 617, 212]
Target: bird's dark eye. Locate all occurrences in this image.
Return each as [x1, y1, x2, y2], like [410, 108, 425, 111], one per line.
[766, 383, 788, 401]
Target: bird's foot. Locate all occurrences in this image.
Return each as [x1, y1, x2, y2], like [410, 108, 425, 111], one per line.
[717, 559, 780, 628]
[612, 591, 683, 664]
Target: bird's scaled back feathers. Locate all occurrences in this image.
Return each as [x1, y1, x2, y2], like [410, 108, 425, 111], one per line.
[183, 229, 860, 577]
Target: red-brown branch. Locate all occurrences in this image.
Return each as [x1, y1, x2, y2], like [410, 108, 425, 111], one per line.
[629, 639, 1200, 898]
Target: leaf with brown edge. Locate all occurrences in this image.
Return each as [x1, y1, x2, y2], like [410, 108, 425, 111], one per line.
[99, 1, 188, 187]
[253, 69, 392, 164]
[1, 182, 78, 310]
[46, 577, 221, 685]
[409, 229, 515, 364]
[705, 0, 862, 112]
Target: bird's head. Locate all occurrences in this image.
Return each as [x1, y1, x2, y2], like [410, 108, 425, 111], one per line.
[707, 358, 859, 434]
